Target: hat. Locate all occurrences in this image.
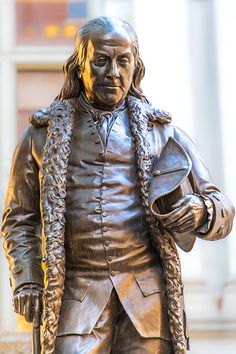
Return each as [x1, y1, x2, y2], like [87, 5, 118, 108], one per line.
[149, 137, 196, 252]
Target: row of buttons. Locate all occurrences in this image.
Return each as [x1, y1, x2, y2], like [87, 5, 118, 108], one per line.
[95, 208, 109, 218]
[100, 160, 116, 271]
[88, 115, 117, 274]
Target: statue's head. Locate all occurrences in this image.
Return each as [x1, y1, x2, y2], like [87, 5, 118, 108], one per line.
[58, 16, 146, 109]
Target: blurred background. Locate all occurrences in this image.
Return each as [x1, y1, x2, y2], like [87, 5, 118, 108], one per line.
[0, 0, 236, 353]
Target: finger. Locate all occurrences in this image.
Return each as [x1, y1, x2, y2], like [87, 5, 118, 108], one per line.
[177, 224, 196, 233]
[160, 206, 184, 222]
[166, 211, 194, 228]
[170, 195, 190, 210]
[16, 295, 22, 314]
[13, 295, 19, 314]
[172, 217, 196, 232]
[25, 293, 33, 323]
[19, 294, 25, 316]
[162, 207, 189, 226]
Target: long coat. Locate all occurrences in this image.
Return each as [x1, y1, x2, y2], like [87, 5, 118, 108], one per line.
[1, 95, 234, 354]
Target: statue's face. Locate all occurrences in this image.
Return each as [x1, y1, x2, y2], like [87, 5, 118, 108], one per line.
[81, 29, 135, 109]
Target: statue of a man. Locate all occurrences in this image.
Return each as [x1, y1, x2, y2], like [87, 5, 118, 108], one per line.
[1, 16, 234, 354]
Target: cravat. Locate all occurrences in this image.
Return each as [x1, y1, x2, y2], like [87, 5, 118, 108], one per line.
[78, 93, 126, 147]
[98, 112, 116, 147]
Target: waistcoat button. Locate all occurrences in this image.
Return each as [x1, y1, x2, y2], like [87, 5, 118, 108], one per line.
[103, 240, 110, 246]
[107, 256, 113, 262]
[102, 186, 107, 191]
[102, 212, 109, 217]
[103, 226, 109, 233]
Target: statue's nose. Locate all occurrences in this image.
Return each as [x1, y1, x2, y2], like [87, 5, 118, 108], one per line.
[107, 60, 119, 78]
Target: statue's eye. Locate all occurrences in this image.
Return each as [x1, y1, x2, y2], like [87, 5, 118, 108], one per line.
[119, 57, 130, 66]
[95, 56, 107, 65]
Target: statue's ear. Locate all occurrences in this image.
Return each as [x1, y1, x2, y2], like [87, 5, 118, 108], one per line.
[77, 62, 85, 79]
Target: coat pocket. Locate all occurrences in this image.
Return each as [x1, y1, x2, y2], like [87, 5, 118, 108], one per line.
[135, 269, 165, 297]
[63, 277, 91, 302]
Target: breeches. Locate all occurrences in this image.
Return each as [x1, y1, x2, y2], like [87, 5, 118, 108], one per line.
[55, 290, 173, 354]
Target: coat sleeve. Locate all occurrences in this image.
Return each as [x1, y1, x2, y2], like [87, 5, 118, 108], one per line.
[173, 126, 235, 241]
[1, 126, 44, 291]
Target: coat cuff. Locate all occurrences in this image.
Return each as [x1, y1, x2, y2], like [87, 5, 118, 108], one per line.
[14, 282, 43, 295]
[197, 193, 235, 240]
[9, 260, 44, 291]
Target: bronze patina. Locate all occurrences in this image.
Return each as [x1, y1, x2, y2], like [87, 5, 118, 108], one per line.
[1, 16, 235, 354]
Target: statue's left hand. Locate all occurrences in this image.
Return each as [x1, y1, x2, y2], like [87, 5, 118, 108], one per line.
[161, 194, 207, 233]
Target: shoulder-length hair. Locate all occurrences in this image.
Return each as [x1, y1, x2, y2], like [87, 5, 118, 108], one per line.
[57, 16, 146, 101]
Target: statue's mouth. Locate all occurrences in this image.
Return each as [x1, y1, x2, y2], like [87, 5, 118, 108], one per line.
[101, 84, 120, 88]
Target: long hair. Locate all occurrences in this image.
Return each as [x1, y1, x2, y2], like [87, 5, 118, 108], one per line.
[58, 16, 146, 101]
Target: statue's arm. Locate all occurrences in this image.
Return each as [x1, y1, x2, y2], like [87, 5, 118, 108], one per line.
[173, 126, 235, 240]
[1, 126, 44, 293]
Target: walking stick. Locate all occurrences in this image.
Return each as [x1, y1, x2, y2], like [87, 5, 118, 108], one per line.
[32, 296, 41, 354]
[32, 320, 41, 354]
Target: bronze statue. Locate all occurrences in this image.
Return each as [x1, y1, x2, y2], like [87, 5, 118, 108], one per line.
[1, 16, 235, 354]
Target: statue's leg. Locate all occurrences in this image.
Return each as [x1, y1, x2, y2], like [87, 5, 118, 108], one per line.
[55, 290, 118, 354]
[111, 304, 174, 354]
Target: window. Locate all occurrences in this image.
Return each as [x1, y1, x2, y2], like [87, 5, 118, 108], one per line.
[17, 70, 64, 137]
[16, 0, 88, 46]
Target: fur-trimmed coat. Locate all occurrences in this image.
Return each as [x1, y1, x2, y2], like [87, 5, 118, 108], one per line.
[1, 96, 234, 354]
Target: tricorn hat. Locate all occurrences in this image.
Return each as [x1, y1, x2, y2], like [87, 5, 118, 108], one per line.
[149, 137, 196, 252]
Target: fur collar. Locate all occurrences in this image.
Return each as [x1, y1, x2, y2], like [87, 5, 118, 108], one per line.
[30, 96, 172, 127]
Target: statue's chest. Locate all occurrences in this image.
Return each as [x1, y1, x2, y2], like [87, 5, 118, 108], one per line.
[68, 110, 136, 175]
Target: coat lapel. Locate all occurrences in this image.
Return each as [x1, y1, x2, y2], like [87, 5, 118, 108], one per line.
[127, 96, 187, 353]
[34, 99, 77, 354]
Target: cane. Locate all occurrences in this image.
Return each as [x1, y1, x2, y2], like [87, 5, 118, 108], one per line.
[32, 296, 41, 354]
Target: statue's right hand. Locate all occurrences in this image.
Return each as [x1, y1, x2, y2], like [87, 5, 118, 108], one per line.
[13, 285, 42, 324]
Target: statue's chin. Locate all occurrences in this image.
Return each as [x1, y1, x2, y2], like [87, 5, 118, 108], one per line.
[91, 87, 125, 110]
[94, 97, 124, 111]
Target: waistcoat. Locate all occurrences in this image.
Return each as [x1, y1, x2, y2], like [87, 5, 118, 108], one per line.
[64, 107, 157, 274]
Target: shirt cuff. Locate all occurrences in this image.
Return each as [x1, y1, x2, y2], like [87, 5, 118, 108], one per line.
[195, 195, 214, 234]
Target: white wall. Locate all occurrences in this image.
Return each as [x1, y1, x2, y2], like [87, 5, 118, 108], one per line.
[133, 0, 236, 344]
